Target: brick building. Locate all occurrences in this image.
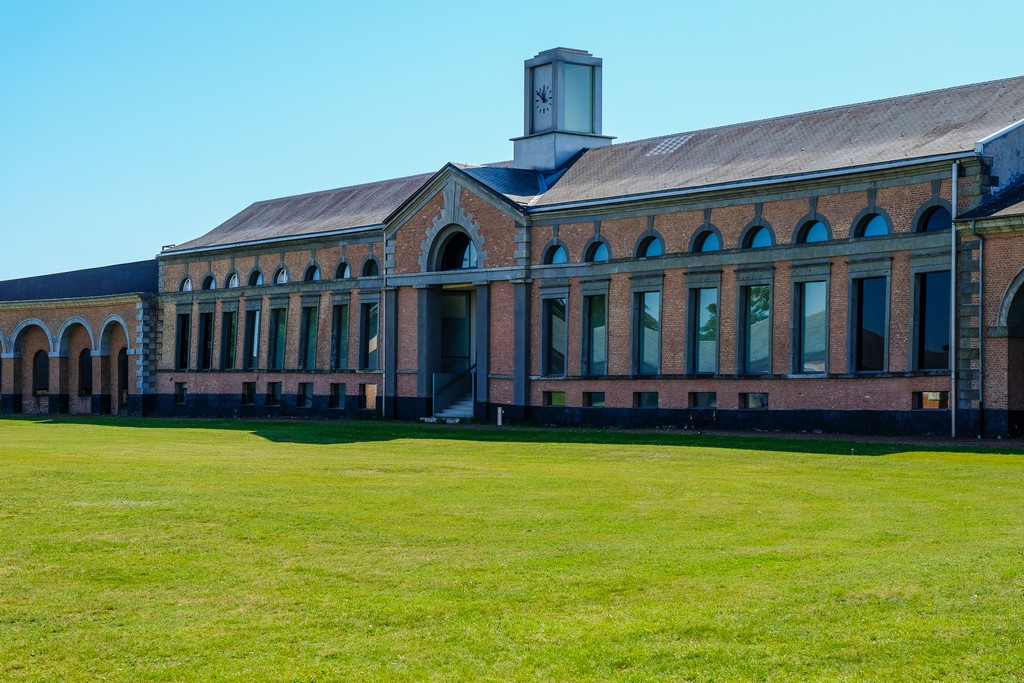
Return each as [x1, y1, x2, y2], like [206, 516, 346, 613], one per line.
[5, 48, 1024, 436]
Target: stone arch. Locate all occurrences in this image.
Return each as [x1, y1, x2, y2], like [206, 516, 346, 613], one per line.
[98, 315, 132, 355]
[56, 318, 96, 415]
[98, 315, 131, 415]
[582, 234, 612, 262]
[635, 227, 667, 257]
[418, 181, 488, 272]
[11, 319, 54, 354]
[739, 219, 776, 249]
[10, 320, 54, 415]
[849, 206, 894, 239]
[792, 212, 833, 244]
[911, 197, 954, 233]
[57, 317, 96, 355]
[427, 224, 482, 272]
[688, 224, 723, 253]
[998, 269, 1024, 434]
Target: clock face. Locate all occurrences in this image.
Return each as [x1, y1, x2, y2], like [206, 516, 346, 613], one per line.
[534, 84, 552, 114]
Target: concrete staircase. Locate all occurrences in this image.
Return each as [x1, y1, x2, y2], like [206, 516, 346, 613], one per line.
[434, 392, 474, 419]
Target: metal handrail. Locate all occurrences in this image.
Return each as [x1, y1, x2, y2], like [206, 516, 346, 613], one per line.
[433, 363, 477, 416]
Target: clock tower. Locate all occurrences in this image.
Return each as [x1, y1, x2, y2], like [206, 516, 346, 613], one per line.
[512, 48, 613, 171]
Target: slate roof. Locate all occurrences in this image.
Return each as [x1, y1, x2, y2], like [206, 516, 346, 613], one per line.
[531, 75, 1024, 207]
[0, 260, 158, 302]
[960, 178, 1024, 220]
[168, 172, 435, 252]
[165, 74, 1024, 253]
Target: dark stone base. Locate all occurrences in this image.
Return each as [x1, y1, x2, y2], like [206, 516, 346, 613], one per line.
[148, 393, 368, 419]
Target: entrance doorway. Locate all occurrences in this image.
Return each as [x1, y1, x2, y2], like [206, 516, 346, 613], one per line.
[440, 290, 472, 373]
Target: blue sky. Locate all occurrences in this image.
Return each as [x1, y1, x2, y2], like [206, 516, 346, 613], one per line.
[3, 0, 1024, 279]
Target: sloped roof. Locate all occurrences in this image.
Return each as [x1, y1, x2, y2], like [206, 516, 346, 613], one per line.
[0, 260, 158, 302]
[166, 74, 1024, 253]
[168, 172, 435, 252]
[531, 75, 1024, 207]
[961, 178, 1024, 220]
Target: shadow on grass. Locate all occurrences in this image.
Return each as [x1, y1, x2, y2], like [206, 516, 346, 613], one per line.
[8, 415, 1024, 457]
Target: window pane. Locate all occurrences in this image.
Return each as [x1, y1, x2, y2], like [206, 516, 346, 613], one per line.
[299, 306, 319, 371]
[588, 241, 609, 262]
[332, 304, 349, 370]
[563, 63, 594, 133]
[694, 288, 718, 374]
[698, 232, 720, 252]
[750, 227, 772, 248]
[243, 309, 260, 370]
[642, 238, 663, 257]
[861, 214, 887, 237]
[856, 277, 887, 371]
[802, 221, 828, 243]
[175, 313, 191, 370]
[545, 298, 567, 375]
[547, 245, 568, 264]
[918, 271, 950, 370]
[745, 286, 770, 373]
[585, 294, 607, 375]
[800, 281, 827, 372]
[364, 303, 379, 370]
[220, 311, 237, 370]
[922, 207, 952, 232]
[197, 312, 214, 371]
[268, 308, 287, 370]
[638, 291, 660, 375]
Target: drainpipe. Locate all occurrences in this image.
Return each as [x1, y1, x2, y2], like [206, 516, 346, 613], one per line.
[950, 161, 960, 438]
[971, 219, 984, 437]
[381, 231, 389, 420]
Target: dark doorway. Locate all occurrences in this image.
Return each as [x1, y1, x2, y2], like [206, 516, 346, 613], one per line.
[440, 290, 472, 373]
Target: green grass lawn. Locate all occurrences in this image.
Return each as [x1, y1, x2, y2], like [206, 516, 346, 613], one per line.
[1, 418, 1023, 682]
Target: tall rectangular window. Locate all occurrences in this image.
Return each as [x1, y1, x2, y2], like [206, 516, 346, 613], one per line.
[692, 287, 718, 374]
[855, 277, 887, 372]
[267, 307, 287, 370]
[220, 310, 237, 370]
[243, 309, 261, 370]
[361, 302, 379, 370]
[563, 63, 594, 134]
[298, 305, 319, 371]
[798, 281, 827, 373]
[917, 271, 951, 370]
[743, 286, 771, 374]
[636, 291, 661, 375]
[582, 294, 607, 376]
[197, 311, 214, 371]
[331, 303, 349, 370]
[175, 313, 191, 371]
[544, 297, 567, 376]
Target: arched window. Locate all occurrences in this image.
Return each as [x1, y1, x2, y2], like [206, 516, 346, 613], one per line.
[201, 275, 215, 290]
[362, 259, 379, 277]
[919, 206, 952, 232]
[274, 268, 289, 284]
[745, 226, 773, 249]
[798, 220, 829, 243]
[585, 240, 610, 262]
[544, 244, 568, 265]
[304, 265, 321, 282]
[248, 270, 263, 286]
[78, 348, 92, 397]
[336, 262, 351, 279]
[439, 232, 479, 270]
[33, 350, 49, 396]
[637, 236, 663, 258]
[857, 213, 889, 238]
[226, 272, 240, 288]
[694, 231, 720, 252]
[180, 278, 193, 292]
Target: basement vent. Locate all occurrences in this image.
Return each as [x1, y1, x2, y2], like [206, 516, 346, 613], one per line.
[646, 134, 693, 156]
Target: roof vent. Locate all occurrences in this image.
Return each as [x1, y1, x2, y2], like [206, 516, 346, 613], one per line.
[646, 134, 693, 156]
